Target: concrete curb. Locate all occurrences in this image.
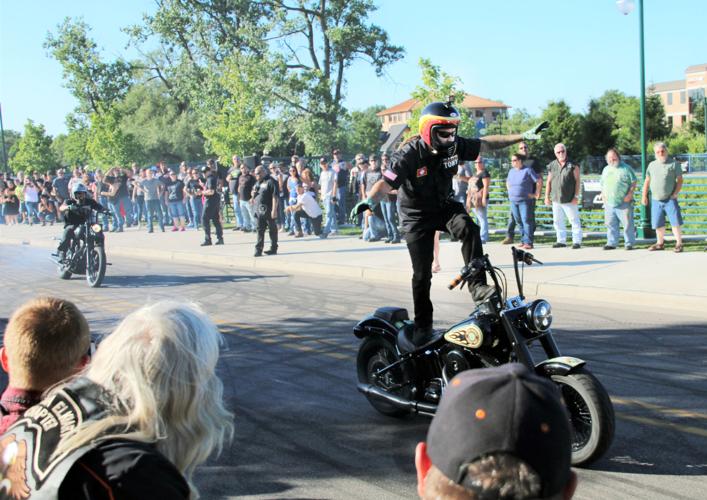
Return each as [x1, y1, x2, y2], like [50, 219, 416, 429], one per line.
[3, 235, 705, 317]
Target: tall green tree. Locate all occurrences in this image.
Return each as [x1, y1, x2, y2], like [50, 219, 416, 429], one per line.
[117, 81, 206, 164]
[583, 98, 615, 156]
[45, 17, 133, 115]
[86, 106, 138, 167]
[405, 58, 476, 140]
[688, 97, 705, 136]
[200, 54, 271, 161]
[127, 0, 403, 153]
[537, 100, 586, 164]
[9, 120, 57, 173]
[343, 105, 385, 155]
[1, 129, 21, 171]
[51, 114, 90, 167]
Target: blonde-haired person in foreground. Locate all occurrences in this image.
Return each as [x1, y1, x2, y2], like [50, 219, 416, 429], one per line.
[0, 296, 90, 434]
[0, 301, 234, 500]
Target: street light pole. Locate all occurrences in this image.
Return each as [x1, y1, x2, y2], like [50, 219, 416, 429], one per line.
[636, 0, 653, 238]
[617, 0, 653, 238]
[0, 103, 8, 173]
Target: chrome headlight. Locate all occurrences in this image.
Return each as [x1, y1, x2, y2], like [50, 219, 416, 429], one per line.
[526, 300, 552, 332]
[91, 224, 102, 233]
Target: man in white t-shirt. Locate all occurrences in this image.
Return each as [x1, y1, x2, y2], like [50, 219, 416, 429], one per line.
[318, 157, 338, 236]
[286, 183, 324, 237]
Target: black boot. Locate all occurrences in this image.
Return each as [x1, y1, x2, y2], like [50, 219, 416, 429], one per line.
[201, 240, 212, 247]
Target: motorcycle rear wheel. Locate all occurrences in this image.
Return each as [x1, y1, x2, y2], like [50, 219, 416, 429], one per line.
[86, 246, 106, 288]
[552, 368, 615, 466]
[357, 337, 413, 418]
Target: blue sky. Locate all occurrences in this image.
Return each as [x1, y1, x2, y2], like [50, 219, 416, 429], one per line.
[1, 0, 705, 137]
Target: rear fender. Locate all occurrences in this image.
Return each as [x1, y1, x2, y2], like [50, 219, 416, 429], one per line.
[353, 315, 398, 344]
[535, 356, 586, 377]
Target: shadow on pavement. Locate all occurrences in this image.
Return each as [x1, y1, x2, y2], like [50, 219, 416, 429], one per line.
[100, 273, 284, 288]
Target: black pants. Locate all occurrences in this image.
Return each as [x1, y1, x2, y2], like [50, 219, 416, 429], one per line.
[202, 205, 223, 243]
[405, 202, 485, 329]
[293, 210, 322, 235]
[58, 224, 80, 252]
[255, 213, 278, 252]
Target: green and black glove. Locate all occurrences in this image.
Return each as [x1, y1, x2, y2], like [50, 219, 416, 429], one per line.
[521, 121, 549, 141]
[349, 197, 377, 224]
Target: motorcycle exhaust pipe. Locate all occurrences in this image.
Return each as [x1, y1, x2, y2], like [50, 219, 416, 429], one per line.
[357, 383, 437, 416]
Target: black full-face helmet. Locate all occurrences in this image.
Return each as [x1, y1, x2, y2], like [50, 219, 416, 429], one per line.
[72, 183, 88, 199]
[419, 101, 461, 155]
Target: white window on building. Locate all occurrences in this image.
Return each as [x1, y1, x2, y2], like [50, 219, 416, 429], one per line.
[667, 92, 673, 105]
[680, 91, 686, 104]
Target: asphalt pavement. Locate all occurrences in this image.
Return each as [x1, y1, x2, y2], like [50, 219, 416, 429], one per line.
[2, 223, 706, 318]
[0, 246, 705, 499]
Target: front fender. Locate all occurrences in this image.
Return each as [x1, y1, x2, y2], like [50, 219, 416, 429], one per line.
[535, 356, 586, 377]
[353, 315, 398, 344]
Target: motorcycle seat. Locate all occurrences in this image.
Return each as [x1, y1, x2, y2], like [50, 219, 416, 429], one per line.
[396, 323, 444, 354]
[373, 306, 409, 325]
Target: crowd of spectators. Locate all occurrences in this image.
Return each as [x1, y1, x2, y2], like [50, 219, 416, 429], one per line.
[0, 151, 408, 245]
[0, 140, 687, 253]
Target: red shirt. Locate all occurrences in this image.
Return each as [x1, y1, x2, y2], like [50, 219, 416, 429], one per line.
[0, 386, 43, 434]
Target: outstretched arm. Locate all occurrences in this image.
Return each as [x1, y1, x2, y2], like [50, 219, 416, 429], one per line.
[480, 121, 549, 153]
[479, 133, 524, 153]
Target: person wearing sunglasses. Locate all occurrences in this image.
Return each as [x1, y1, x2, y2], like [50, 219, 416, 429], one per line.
[351, 100, 548, 344]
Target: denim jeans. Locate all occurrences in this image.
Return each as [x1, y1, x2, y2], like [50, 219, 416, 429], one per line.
[605, 201, 636, 247]
[118, 195, 134, 226]
[364, 215, 386, 241]
[551, 202, 582, 244]
[133, 196, 145, 225]
[232, 193, 244, 228]
[239, 200, 254, 230]
[510, 200, 535, 245]
[25, 201, 39, 223]
[108, 199, 124, 230]
[145, 199, 165, 231]
[337, 186, 348, 224]
[473, 204, 489, 243]
[323, 195, 338, 234]
[380, 200, 399, 241]
[189, 197, 203, 228]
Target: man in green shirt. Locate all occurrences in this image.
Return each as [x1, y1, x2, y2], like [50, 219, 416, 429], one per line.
[641, 142, 684, 252]
[600, 148, 637, 250]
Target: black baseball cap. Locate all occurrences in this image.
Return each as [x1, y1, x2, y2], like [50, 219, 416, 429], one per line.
[426, 364, 572, 498]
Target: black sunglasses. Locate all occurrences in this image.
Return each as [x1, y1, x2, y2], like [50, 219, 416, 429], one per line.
[436, 130, 456, 139]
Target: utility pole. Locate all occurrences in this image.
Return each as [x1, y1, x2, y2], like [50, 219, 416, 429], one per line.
[0, 103, 8, 173]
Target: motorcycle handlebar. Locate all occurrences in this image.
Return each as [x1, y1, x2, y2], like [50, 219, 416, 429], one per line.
[448, 274, 464, 290]
[512, 246, 543, 266]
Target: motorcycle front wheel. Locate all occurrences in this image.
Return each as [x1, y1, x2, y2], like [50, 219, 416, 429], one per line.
[58, 253, 72, 279]
[58, 264, 72, 280]
[86, 246, 107, 288]
[552, 367, 615, 466]
[356, 337, 413, 418]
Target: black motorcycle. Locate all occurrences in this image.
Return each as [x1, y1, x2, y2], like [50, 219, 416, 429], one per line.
[54, 206, 111, 288]
[354, 247, 615, 466]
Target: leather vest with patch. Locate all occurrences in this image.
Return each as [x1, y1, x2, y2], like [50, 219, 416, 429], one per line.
[0, 377, 114, 499]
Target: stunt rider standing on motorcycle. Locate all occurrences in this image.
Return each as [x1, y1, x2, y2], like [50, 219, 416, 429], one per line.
[352, 100, 548, 343]
[56, 183, 105, 262]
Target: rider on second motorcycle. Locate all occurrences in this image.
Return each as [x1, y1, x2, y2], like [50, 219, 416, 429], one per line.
[56, 183, 105, 262]
[352, 100, 548, 344]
